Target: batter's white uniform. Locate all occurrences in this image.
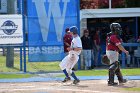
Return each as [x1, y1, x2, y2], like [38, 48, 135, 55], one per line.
[59, 35, 82, 73]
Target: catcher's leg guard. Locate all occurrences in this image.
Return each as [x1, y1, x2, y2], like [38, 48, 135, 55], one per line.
[108, 70, 115, 84]
[115, 62, 127, 83]
[108, 62, 118, 85]
[115, 62, 123, 81]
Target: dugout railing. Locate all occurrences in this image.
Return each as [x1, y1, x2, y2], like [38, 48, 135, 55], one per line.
[121, 43, 140, 68]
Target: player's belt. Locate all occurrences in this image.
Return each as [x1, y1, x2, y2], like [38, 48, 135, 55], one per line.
[108, 49, 117, 51]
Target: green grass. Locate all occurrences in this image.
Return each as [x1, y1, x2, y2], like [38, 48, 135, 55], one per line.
[59, 68, 140, 77]
[0, 55, 140, 79]
[0, 55, 20, 72]
[0, 74, 34, 79]
[121, 68, 140, 76]
[1, 68, 140, 79]
[75, 69, 108, 76]
[26, 62, 61, 72]
[122, 88, 140, 91]
[0, 55, 61, 72]
[76, 68, 140, 76]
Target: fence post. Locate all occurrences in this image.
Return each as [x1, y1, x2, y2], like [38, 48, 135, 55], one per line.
[6, 0, 16, 68]
[21, 0, 26, 72]
[20, 47, 22, 71]
[136, 17, 138, 38]
[121, 52, 126, 68]
[77, 0, 81, 70]
[6, 46, 14, 67]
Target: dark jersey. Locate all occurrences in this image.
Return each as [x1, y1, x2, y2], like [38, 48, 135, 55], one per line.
[106, 34, 121, 51]
[63, 34, 72, 52]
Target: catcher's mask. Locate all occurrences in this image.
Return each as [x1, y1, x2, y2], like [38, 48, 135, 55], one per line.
[110, 23, 122, 35]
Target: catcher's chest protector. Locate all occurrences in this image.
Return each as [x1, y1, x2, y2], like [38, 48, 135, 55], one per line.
[107, 35, 115, 46]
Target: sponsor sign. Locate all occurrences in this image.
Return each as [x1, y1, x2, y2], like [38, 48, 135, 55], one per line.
[0, 15, 23, 44]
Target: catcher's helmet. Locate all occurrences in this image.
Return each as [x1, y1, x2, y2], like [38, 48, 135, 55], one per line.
[110, 23, 122, 35]
[70, 26, 78, 34]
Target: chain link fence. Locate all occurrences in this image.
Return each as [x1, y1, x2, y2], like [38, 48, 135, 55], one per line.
[0, 46, 21, 73]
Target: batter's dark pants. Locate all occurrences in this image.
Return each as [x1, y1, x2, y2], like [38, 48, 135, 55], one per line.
[108, 61, 124, 83]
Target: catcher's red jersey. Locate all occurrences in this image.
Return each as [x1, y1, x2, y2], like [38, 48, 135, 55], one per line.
[106, 34, 121, 51]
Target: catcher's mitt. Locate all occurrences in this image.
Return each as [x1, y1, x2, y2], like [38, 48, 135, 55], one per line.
[101, 54, 110, 65]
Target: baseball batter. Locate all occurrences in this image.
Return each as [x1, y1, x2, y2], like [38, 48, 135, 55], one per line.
[106, 23, 129, 86]
[59, 26, 82, 84]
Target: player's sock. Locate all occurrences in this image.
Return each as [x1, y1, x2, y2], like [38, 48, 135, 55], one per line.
[63, 69, 69, 78]
[71, 72, 78, 80]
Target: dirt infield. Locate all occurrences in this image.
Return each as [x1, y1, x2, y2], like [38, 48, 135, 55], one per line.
[0, 80, 140, 93]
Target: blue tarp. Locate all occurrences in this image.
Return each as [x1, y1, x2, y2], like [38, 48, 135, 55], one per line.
[27, 0, 80, 62]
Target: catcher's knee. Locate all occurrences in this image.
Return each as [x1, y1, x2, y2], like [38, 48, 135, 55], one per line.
[109, 62, 118, 71]
[109, 67, 115, 72]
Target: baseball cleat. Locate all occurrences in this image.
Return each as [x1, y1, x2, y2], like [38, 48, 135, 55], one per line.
[73, 79, 80, 84]
[62, 77, 71, 83]
[119, 79, 127, 84]
[108, 82, 118, 86]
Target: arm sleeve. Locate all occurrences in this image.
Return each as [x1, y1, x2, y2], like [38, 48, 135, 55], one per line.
[77, 38, 82, 48]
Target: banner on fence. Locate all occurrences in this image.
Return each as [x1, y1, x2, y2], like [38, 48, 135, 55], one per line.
[27, 0, 79, 62]
[0, 15, 23, 44]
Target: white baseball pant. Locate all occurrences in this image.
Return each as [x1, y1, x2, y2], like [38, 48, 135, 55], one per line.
[59, 51, 79, 74]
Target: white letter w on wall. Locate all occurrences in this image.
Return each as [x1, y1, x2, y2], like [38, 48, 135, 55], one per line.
[32, 0, 70, 42]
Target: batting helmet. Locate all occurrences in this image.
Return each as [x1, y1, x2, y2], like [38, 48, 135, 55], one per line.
[110, 23, 122, 35]
[70, 26, 78, 34]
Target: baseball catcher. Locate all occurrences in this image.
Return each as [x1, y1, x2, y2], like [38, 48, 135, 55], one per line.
[106, 23, 129, 86]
